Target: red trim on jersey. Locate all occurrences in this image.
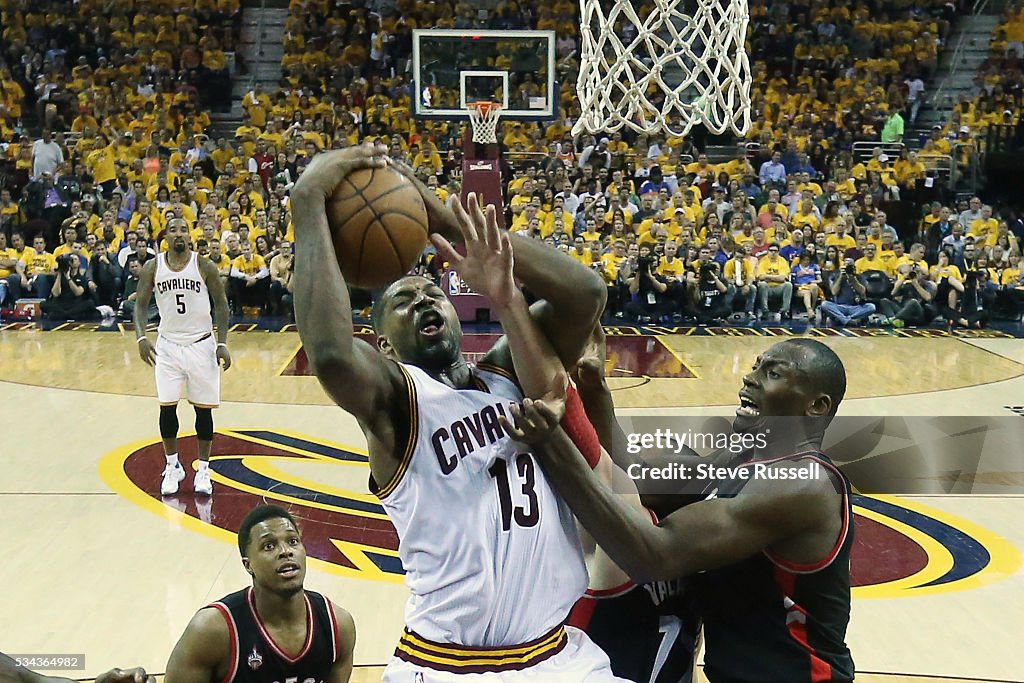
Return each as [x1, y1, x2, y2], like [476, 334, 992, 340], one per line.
[246, 586, 314, 664]
[326, 597, 341, 664]
[585, 580, 637, 598]
[761, 455, 850, 574]
[561, 385, 601, 469]
[567, 594, 598, 630]
[773, 566, 835, 682]
[208, 603, 239, 683]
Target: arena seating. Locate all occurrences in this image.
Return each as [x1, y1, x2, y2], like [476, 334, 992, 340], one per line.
[1, 0, 1021, 327]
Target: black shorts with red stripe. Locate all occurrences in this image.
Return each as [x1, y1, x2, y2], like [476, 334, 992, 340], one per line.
[569, 579, 699, 683]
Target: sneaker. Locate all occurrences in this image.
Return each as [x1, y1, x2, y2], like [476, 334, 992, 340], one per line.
[772, 312, 782, 323]
[161, 463, 186, 495]
[194, 468, 213, 496]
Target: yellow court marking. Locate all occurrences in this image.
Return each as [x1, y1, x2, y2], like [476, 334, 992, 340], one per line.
[854, 495, 1022, 599]
[275, 341, 304, 376]
[98, 436, 403, 584]
[656, 335, 702, 379]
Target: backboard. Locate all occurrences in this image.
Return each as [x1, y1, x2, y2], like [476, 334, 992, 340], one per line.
[412, 29, 556, 121]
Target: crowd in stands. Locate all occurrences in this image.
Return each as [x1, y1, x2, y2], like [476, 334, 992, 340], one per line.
[1, 0, 1023, 328]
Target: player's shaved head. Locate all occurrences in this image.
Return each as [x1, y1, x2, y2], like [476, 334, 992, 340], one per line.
[778, 339, 847, 416]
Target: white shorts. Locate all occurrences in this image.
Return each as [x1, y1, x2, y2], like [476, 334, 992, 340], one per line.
[381, 626, 630, 682]
[155, 334, 220, 407]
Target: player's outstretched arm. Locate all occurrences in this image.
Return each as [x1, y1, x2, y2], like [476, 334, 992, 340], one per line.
[392, 162, 605, 366]
[327, 602, 356, 683]
[164, 608, 230, 683]
[291, 144, 405, 422]
[134, 258, 157, 366]
[503, 401, 836, 582]
[1, 653, 154, 683]
[431, 193, 567, 408]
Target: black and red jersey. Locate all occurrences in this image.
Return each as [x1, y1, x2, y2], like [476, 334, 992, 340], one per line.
[690, 451, 855, 683]
[207, 587, 341, 683]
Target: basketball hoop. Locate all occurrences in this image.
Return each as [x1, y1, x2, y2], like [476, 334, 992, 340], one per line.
[467, 101, 502, 145]
[573, 0, 752, 137]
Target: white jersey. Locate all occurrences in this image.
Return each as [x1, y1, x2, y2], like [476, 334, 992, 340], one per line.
[374, 362, 588, 647]
[154, 252, 212, 344]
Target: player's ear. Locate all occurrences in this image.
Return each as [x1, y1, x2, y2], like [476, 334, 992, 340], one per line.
[242, 557, 253, 576]
[376, 334, 394, 357]
[806, 392, 832, 419]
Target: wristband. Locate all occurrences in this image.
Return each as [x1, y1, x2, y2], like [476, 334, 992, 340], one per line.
[137, 337, 147, 344]
[217, 343, 228, 348]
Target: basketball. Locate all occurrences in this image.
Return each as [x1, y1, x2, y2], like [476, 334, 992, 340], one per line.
[327, 166, 430, 290]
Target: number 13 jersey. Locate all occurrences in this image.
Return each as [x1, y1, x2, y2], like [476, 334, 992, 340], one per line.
[372, 361, 588, 647]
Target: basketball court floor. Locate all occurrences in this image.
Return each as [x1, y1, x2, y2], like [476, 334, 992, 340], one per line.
[2, 321, 1023, 683]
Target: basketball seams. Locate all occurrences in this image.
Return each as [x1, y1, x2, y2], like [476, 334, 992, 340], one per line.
[359, 180, 416, 206]
[327, 167, 429, 288]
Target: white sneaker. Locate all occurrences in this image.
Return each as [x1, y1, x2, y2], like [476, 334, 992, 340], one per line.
[194, 468, 213, 496]
[161, 463, 186, 495]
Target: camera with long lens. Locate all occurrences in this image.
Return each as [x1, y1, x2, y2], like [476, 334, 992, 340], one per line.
[844, 263, 856, 277]
[637, 254, 655, 274]
[700, 262, 718, 282]
[57, 254, 76, 272]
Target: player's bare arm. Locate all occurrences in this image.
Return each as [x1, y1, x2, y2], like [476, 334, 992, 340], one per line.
[572, 326, 707, 514]
[431, 193, 568, 409]
[134, 258, 158, 365]
[199, 256, 232, 369]
[1, 652, 154, 683]
[164, 608, 232, 683]
[393, 163, 606, 369]
[503, 401, 842, 583]
[291, 144, 410, 485]
[327, 601, 356, 683]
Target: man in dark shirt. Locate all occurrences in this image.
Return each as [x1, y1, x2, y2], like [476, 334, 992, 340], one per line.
[821, 259, 875, 327]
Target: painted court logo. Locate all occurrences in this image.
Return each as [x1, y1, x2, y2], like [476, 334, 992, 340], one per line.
[100, 429, 1020, 596]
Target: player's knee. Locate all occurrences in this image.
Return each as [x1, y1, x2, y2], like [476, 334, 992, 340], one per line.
[159, 404, 179, 439]
[195, 407, 214, 441]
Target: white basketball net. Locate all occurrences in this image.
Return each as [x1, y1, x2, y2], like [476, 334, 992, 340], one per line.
[573, 0, 752, 137]
[468, 102, 502, 144]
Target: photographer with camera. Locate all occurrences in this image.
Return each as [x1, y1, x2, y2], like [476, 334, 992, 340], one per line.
[689, 245, 731, 323]
[622, 244, 671, 323]
[820, 258, 875, 327]
[879, 259, 937, 327]
[41, 252, 105, 321]
[944, 267, 991, 328]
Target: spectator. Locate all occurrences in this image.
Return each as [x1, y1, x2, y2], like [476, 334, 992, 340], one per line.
[269, 241, 294, 316]
[756, 243, 793, 321]
[821, 259, 875, 327]
[230, 240, 270, 314]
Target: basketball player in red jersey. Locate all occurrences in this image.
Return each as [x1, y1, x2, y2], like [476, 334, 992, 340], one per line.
[292, 144, 625, 681]
[0, 653, 153, 683]
[164, 504, 356, 683]
[503, 338, 856, 683]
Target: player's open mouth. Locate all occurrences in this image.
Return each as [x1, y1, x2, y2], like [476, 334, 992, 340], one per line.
[277, 563, 300, 578]
[418, 311, 445, 338]
[737, 394, 760, 417]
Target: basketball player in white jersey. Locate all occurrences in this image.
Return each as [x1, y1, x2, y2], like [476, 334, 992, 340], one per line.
[134, 218, 231, 496]
[292, 145, 624, 681]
